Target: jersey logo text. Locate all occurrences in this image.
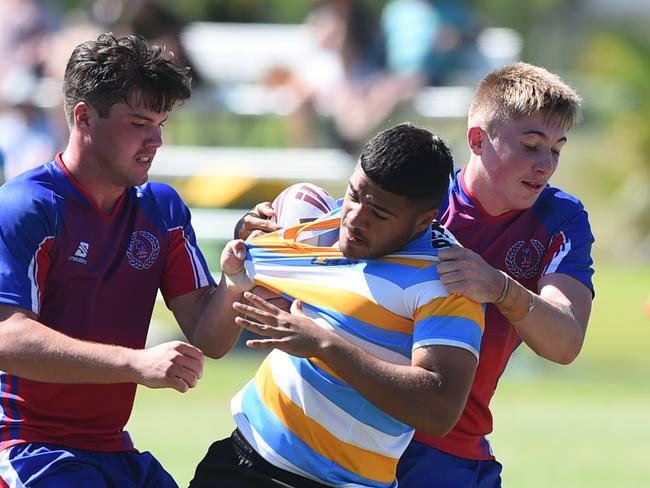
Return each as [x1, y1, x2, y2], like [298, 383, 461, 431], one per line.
[68, 241, 90, 264]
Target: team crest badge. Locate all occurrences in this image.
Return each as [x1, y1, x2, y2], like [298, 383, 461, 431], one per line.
[126, 231, 160, 270]
[505, 239, 545, 279]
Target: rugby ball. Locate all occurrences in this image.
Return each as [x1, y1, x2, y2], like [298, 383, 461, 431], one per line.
[271, 183, 338, 245]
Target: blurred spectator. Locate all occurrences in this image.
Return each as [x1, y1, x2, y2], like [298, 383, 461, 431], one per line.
[119, 0, 203, 85]
[381, 0, 487, 85]
[0, 0, 62, 182]
[381, 0, 442, 85]
[39, 19, 104, 82]
[0, 0, 60, 81]
[267, 0, 420, 153]
[0, 69, 58, 182]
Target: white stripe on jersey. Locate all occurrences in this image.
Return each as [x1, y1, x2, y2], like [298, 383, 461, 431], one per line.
[169, 226, 211, 288]
[231, 391, 338, 486]
[306, 308, 411, 366]
[269, 350, 413, 457]
[27, 236, 54, 315]
[0, 448, 27, 488]
[544, 232, 571, 275]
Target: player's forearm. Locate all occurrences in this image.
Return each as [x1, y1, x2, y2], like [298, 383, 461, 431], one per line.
[319, 336, 465, 437]
[0, 314, 139, 383]
[190, 276, 242, 358]
[495, 277, 588, 364]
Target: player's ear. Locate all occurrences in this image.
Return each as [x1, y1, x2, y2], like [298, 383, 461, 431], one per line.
[415, 207, 438, 234]
[73, 102, 93, 130]
[467, 126, 484, 155]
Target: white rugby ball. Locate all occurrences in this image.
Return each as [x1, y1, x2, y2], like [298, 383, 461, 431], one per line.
[271, 183, 338, 246]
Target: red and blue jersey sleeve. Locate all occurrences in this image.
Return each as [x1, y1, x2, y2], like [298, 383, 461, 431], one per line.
[536, 188, 595, 295]
[147, 182, 216, 302]
[0, 169, 62, 315]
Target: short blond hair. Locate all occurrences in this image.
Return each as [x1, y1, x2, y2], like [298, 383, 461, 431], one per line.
[468, 62, 582, 137]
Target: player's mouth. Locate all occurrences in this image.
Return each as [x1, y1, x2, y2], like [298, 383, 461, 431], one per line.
[136, 156, 152, 164]
[343, 226, 367, 247]
[522, 179, 545, 192]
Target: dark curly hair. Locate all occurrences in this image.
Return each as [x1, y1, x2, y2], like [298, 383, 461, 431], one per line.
[360, 123, 453, 209]
[62, 33, 192, 127]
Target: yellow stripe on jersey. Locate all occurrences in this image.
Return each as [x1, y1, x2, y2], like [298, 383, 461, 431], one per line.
[415, 294, 485, 331]
[250, 217, 341, 256]
[379, 256, 436, 268]
[282, 216, 341, 241]
[255, 275, 413, 334]
[307, 357, 343, 381]
[249, 235, 341, 257]
[254, 361, 397, 484]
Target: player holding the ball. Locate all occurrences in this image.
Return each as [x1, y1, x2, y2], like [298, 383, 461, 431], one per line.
[190, 123, 485, 488]
[235, 63, 595, 488]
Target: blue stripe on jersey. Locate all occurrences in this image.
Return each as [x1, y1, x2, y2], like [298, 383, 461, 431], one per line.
[285, 354, 411, 437]
[363, 260, 440, 288]
[304, 303, 413, 359]
[250, 255, 438, 290]
[0, 374, 21, 442]
[241, 381, 394, 488]
[248, 249, 366, 270]
[414, 316, 483, 355]
[248, 240, 438, 276]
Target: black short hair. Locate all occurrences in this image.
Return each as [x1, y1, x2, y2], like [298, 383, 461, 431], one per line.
[62, 33, 192, 126]
[359, 123, 453, 208]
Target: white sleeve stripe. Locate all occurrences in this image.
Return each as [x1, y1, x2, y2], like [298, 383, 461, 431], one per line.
[412, 339, 479, 360]
[168, 226, 210, 288]
[27, 236, 54, 315]
[544, 233, 571, 275]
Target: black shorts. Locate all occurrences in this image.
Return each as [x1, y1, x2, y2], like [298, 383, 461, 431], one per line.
[189, 429, 330, 488]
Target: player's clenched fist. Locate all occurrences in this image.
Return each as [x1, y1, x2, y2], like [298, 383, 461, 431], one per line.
[132, 341, 205, 393]
[220, 239, 254, 293]
[437, 245, 505, 304]
[235, 202, 282, 240]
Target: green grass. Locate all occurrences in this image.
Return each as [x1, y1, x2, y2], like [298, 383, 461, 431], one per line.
[491, 378, 650, 487]
[580, 264, 650, 368]
[128, 264, 650, 487]
[127, 354, 264, 486]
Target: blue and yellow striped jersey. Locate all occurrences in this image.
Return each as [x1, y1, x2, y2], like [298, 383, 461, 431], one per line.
[232, 209, 484, 487]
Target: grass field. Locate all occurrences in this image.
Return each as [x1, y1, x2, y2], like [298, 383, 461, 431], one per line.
[127, 264, 650, 487]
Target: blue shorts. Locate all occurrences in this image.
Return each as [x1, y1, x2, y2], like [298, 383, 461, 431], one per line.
[0, 443, 177, 488]
[396, 440, 503, 488]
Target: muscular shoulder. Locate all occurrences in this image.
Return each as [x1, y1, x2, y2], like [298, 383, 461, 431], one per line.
[138, 181, 184, 204]
[135, 181, 190, 228]
[533, 185, 589, 227]
[0, 165, 62, 231]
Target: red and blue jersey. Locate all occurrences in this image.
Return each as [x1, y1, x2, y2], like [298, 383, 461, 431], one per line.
[0, 154, 214, 452]
[414, 168, 595, 460]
